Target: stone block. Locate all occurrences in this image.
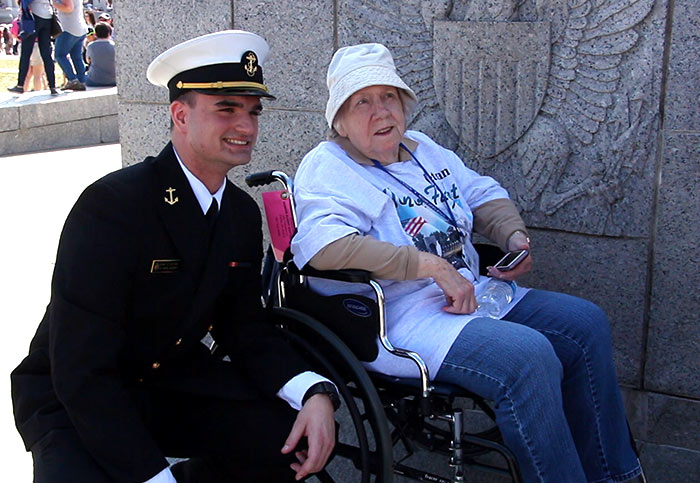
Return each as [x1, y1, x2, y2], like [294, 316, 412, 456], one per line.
[19, 89, 117, 129]
[664, 0, 700, 131]
[100, 114, 120, 144]
[117, 103, 171, 166]
[234, 0, 334, 112]
[639, 443, 700, 483]
[115, 0, 232, 104]
[0, 119, 102, 156]
[647, 392, 700, 451]
[233, 109, 327, 186]
[0, 105, 19, 133]
[620, 387, 649, 441]
[645, 133, 700, 398]
[519, 230, 648, 385]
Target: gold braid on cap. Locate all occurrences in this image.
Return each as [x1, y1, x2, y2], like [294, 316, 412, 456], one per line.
[175, 80, 269, 92]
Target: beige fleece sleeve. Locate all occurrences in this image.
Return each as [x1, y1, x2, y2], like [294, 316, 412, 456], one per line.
[309, 233, 421, 281]
[472, 198, 529, 251]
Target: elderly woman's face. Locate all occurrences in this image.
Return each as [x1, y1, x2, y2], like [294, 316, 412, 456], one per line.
[335, 85, 406, 163]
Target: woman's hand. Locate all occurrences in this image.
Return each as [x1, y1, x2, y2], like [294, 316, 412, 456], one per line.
[417, 252, 477, 314]
[487, 230, 532, 281]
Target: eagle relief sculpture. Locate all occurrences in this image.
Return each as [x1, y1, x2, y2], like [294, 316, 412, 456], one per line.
[345, 0, 657, 235]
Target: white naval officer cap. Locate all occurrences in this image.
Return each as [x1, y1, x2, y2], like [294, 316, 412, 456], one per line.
[146, 30, 275, 102]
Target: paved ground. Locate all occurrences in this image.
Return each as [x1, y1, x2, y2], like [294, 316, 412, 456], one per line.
[0, 143, 122, 481]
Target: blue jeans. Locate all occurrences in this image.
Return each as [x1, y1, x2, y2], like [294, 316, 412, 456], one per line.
[435, 290, 641, 482]
[55, 32, 86, 83]
[18, 16, 55, 89]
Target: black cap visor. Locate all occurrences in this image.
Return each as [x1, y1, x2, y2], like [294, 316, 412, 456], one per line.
[189, 87, 275, 99]
[167, 61, 274, 102]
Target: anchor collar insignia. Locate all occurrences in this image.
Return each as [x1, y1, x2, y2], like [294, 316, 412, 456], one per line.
[164, 187, 179, 205]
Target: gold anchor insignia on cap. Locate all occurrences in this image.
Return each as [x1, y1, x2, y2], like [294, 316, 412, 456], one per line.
[164, 187, 179, 205]
[244, 52, 258, 77]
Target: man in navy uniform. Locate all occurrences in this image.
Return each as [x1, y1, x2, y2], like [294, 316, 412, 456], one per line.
[11, 30, 339, 483]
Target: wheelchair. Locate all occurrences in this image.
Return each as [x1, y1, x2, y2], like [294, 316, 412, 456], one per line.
[246, 170, 521, 482]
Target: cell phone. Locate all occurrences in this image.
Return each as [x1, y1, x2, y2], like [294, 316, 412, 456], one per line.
[494, 249, 529, 271]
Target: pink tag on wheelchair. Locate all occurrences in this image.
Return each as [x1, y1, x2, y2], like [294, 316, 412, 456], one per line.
[262, 190, 295, 262]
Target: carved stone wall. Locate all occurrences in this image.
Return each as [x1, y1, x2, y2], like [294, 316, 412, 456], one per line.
[115, 0, 698, 479]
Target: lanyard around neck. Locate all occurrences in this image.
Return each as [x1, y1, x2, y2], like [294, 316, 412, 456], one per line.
[371, 143, 461, 230]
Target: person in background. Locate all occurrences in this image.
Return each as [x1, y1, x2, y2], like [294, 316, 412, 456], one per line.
[23, 39, 47, 91]
[7, 0, 58, 95]
[89, 0, 107, 10]
[2, 26, 7, 53]
[97, 10, 113, 39]
[2, 26, 11, 54]
[10, 14, 20, 54]
[97, 11, 111, 25]
[83, 8, 95, 29]
[84, 20, 114, 87]
[54, 0, 88, 91]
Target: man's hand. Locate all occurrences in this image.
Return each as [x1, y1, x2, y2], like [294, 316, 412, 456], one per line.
[417, 252, 476, 314]
[281, 394, 336, 480]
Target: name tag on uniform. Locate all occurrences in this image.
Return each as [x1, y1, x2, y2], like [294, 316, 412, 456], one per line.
[151, 259, 182, 273]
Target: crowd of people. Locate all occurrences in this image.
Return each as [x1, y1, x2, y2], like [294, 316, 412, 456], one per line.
[0, 0, 116, 94]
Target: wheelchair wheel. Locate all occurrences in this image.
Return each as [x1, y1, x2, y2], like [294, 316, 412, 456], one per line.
[272, 307, 393, 483]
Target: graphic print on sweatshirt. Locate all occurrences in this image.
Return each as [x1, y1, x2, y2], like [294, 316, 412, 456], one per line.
[381, 176, 473, 271]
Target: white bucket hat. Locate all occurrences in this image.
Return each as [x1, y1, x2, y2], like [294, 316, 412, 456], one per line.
[325, 43, 417, 128]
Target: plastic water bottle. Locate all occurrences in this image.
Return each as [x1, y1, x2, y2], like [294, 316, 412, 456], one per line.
[474, 279, 515, 318]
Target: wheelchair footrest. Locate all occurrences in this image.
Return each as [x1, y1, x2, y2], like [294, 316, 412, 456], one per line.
[394, 463, 452, 483]
[370, 372, 469, 398]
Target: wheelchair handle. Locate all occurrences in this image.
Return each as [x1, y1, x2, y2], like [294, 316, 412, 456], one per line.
[245, 170, 278, 187]
[245, 170, 298, 227]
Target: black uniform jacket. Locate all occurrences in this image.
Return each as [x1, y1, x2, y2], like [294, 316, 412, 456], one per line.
[11, 143, 310, 481]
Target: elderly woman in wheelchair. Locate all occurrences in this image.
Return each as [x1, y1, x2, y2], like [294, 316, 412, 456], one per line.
[288, 43, 644, 482]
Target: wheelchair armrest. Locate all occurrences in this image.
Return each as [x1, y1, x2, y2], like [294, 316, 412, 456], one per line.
[290, 263, 373, 284]
[287, 262, 433, 397]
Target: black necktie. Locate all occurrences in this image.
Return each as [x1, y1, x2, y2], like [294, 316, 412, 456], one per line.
[205, 198, 218, 230]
